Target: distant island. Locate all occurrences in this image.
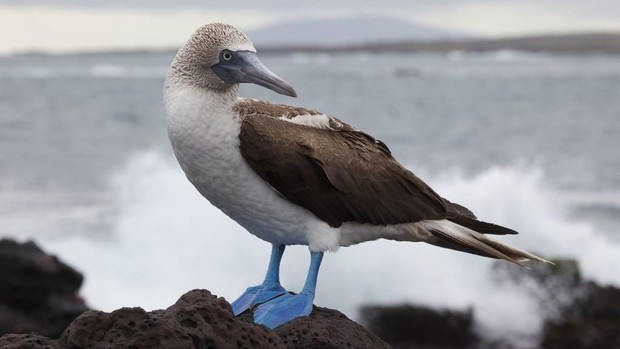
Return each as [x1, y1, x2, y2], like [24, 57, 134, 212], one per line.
[257, 32, 620, 54]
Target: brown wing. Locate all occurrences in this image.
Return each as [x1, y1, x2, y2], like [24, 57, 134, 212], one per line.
[239, 114, 451, 228]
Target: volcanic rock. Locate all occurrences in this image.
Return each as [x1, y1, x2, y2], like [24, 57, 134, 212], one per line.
[1, 289, 389, 349]
[361, 304, 477, 349]
[0, 239, 88, 338]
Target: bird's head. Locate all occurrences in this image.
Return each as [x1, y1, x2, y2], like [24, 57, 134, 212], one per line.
[169, 23, 297, 97]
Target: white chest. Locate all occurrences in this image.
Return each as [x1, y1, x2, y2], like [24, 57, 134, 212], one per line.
[163, 85, 330, 247]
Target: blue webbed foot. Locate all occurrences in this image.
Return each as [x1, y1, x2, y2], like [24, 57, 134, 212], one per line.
[232, 244, 288, 315]
[232, 246, 323, 329]
[253, 291, 315, 329]
[252, 251, 324, 328]
[230, 283, 288, 316]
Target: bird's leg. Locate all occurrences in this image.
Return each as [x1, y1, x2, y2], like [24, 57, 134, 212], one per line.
[231, 244, 289, 316]
[253, 250, 324, 329]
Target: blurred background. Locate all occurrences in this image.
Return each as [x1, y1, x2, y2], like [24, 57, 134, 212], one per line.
[1, 1, 619, 347]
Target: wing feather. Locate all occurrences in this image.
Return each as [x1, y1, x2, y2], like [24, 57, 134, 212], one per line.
[239, 113, 449, 228]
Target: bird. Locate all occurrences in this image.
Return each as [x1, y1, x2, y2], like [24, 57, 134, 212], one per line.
[163, 23, 548, 329]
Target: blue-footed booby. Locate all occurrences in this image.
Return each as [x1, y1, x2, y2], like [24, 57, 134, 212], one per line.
[164, 23, 548, 329]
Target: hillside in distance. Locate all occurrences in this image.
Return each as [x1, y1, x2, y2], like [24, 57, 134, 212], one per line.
[258, 32, 620, 54]
[249, 15, 467, 48]
[248, 16, 620, 54]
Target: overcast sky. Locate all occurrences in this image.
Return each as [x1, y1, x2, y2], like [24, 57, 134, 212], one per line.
[1, 1, 619, 54]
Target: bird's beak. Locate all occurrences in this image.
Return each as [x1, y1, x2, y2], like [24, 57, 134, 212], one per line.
[211, 50, 297, 98]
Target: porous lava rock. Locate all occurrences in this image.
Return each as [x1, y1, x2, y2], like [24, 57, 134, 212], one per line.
[0, 333, 56, 349]
[1, 289, 390, 349]
[58, 289, 285, 349]
[274, 306, 391, 349]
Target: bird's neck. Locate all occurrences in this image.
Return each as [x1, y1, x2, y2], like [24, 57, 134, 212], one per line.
[164, 78, 244, 155]
[164, 80, 244, 185]
[164, 79, 239, 125]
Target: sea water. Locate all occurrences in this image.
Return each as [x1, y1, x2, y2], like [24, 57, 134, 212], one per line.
[1, 51, 619, 344]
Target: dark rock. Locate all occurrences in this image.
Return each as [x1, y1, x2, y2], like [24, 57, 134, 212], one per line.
[0, 333, 56, 349]
[541, 283, 620, 349]
[0, 239, 88, 338]
[274, 306, 390, 349]
[58, 289, 285, 349]
[360, 304, 477, 349]
[0, 238, 390, 348]
[6, 239, 617, 349]
[50, 289, 388, 349]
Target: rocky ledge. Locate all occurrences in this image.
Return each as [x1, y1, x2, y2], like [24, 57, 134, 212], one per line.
[2, 239, 620, 349]
[0, 239, 389, 349]
[1, 289, 389, 349]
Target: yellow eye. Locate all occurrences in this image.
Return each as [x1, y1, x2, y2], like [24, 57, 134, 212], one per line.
[222, 50, 233, 61]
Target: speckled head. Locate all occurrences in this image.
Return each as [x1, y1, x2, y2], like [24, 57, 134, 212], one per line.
[167, 23, 297, 97]
[185, 23, 256, 64]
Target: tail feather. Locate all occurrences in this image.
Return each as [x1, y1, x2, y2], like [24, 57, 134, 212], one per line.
[420, 220, 550, 266]
[444, 200, 518, 235]
[448, 216, 518, 235]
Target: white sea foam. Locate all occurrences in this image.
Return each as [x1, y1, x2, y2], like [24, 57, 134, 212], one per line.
[9, 150, 619, 346]
[447, 50, 552, 63]
[89, 64, 167, 78]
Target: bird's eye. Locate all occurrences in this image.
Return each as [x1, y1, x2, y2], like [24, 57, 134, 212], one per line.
[222, 50, 233, 61]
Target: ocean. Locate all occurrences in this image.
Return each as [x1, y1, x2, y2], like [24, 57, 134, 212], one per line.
[1, 50, 619, 344]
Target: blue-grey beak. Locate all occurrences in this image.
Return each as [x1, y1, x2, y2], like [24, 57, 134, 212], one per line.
[212, 50, 297, 97]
